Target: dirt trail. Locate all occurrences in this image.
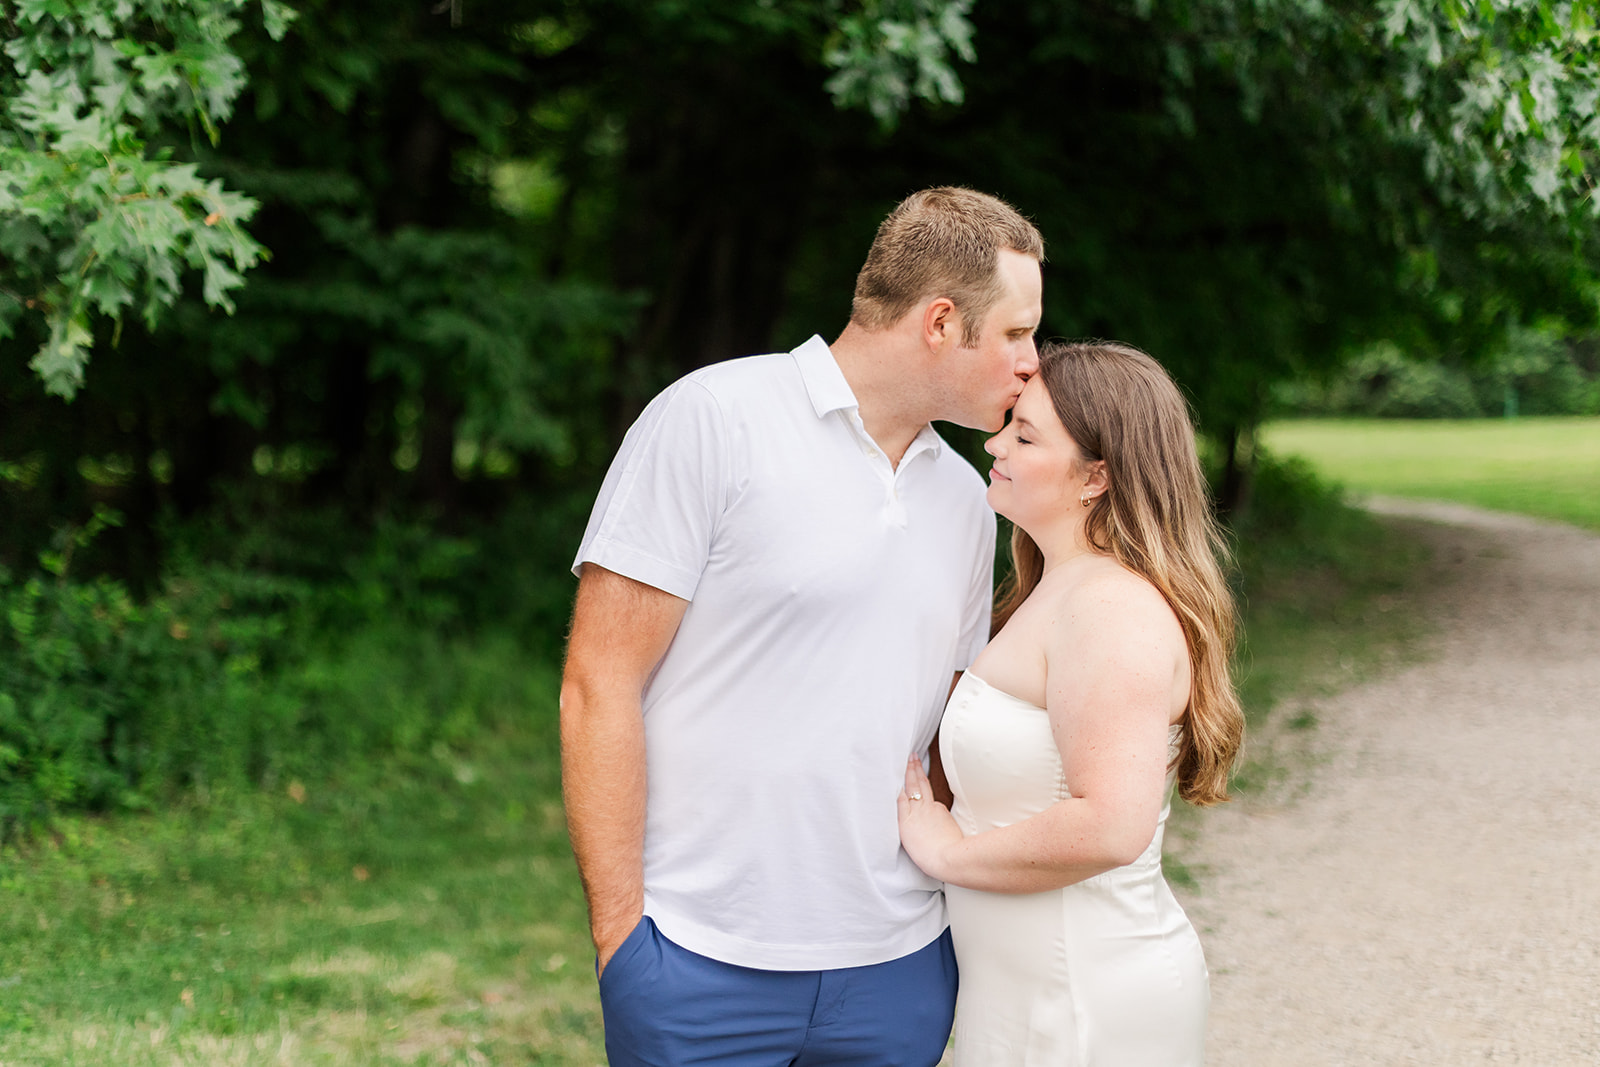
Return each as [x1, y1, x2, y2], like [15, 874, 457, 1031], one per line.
[1174, 498, 1600, 1065]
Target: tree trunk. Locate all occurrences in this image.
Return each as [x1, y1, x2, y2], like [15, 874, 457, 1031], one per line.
[1216, 424, 1256, 520]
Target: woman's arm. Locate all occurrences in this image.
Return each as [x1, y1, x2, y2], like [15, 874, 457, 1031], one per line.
[898, 572, 1186, 894]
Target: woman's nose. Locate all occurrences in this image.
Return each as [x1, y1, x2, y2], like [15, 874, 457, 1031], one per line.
[984, 434, 1003, 458]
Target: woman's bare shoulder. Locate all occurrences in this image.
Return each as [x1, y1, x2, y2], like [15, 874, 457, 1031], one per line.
[1044, 557, 1183, 647]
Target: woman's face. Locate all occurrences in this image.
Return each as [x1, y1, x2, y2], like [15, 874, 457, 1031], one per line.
[983, 377, 1097, 529]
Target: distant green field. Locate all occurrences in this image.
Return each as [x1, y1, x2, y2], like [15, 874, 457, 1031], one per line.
[1260, 417, 1600, 531]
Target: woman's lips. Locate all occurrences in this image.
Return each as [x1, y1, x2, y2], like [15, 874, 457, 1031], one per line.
[989, 467, 1010, 481]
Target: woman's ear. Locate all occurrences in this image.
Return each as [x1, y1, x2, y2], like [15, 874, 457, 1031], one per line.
[1083, 460, 1109, 498]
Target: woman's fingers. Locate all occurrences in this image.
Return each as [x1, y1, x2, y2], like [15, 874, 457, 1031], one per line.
[905, 754, 932, 799]
[902, 754, 937, 807]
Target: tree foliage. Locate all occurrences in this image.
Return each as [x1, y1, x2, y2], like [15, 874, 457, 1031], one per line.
[5, 0, 1600, 560]
[0, 0, 295, 398]
[825, 0, 977, 125]
[0, 0, 980, 400]
[1379, 0, 1600, 220]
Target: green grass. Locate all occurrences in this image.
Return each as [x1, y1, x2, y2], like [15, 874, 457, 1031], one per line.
[1222, 457, 1432, 791]
[0, 664, 610, 1066]
[1260, 416, 1600, 530]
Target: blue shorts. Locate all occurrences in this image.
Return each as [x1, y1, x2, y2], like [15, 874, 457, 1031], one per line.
[598, 917, 957, 1067]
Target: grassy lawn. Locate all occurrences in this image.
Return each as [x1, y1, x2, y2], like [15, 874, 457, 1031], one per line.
[0, 466, 1434, 1065]
[0, 665, 610, 1066]
[1260, 416, 1600, 531]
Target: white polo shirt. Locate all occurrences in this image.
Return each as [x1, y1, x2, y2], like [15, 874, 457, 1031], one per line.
[573, 334, 995, 971]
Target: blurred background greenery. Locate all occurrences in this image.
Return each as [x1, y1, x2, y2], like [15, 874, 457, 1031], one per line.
[3, 0, 1600, 1059]
[1262, 417, 1600, 530]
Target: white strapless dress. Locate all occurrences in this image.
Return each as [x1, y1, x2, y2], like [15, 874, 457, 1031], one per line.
[939, 671, 1208, 1066]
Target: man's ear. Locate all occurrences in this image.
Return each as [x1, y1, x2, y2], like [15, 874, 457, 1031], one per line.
[922, 297, 961, 353]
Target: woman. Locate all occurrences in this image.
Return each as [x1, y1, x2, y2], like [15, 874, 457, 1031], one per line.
[898, 340, 1244, 1065]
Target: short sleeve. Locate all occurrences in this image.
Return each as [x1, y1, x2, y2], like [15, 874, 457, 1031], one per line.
[572, 377, 728, 600]
[955, 510, 997, 668]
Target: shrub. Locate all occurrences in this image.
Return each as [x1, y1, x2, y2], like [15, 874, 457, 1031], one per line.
[0, 508, 575, 838]
[1317, 344, 1482, 418]
[1472, 324, 1597, 416]
[0, 547, 314, 834]
[1273, 329, 1600, 418]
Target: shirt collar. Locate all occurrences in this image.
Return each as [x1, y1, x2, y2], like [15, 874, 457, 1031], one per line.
[904, 423, 946, 461]
[790, 335, 945, 459]
[792, 335, 858, 417]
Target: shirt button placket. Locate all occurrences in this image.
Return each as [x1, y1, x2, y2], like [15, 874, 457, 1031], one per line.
[886, 475, 907, 529]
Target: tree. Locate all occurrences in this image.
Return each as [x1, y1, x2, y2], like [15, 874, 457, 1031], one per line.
[0, 0, 294, 398]
[0, 0, 976, 401]
[1, 0, 986, 575]
[8, 0, 1600, 560]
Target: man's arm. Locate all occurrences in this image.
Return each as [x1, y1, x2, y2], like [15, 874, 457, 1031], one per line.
[559, 563, 689, 972]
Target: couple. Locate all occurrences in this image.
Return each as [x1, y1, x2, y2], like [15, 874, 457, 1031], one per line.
[561, 187, 1244, 1066]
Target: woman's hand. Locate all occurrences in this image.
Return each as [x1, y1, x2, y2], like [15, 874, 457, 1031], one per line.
[897, 755, 965, 882]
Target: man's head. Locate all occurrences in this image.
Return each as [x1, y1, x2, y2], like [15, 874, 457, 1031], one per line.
[850, 187, 1045, 348]
[850, 188, 1045, 431]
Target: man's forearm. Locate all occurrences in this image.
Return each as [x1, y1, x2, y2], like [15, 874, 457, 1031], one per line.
[560, 683, 647, 965]
[559, 564, 686, 968]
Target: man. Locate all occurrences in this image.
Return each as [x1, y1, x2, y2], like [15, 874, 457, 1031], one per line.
[561, 187, 1044, 1066]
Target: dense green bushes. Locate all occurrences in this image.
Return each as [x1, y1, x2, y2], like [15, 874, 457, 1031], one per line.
[1275, 329, 1600, 419]
[0, 506, 581, 839]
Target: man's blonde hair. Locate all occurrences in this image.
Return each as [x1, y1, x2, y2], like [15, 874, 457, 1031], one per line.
[851, 187, 1045, 346]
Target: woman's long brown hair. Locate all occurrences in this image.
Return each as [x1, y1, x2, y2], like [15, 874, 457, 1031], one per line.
[992, 341, 1244, 805]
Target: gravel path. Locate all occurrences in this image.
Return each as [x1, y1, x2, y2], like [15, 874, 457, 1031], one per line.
[1174, 498, 1600, 1065]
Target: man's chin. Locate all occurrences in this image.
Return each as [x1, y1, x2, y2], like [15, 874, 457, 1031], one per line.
[940, 403, 1008, 432]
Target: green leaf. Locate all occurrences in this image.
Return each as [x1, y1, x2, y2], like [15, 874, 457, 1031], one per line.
[200, 255, 245, 311]
[261, 0, 297, 41]
[30, 311, 93, 399]
[824, 0, 976, 128]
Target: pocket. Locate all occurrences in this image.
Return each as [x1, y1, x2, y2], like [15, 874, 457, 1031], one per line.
[597, 915, 652, 991]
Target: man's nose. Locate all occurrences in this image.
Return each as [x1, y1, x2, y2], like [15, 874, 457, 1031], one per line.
[1016, 340, 1039, 379]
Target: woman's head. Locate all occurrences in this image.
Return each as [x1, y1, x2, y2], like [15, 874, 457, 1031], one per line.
[981, 374, 1108, 535]
[1035, 341, 1211, 561]
[992, 340, 1244, 805]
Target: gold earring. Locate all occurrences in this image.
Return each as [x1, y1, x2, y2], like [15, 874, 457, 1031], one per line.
[1081, 495, 1093, 508]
